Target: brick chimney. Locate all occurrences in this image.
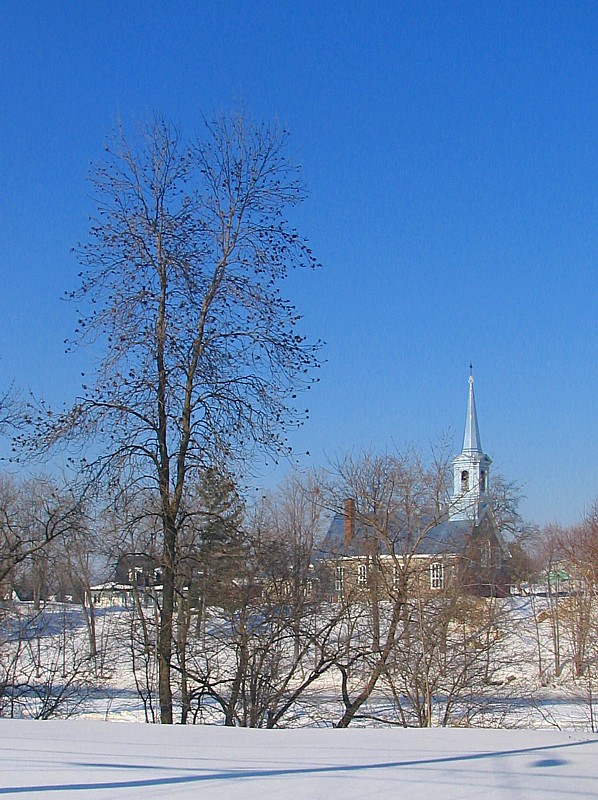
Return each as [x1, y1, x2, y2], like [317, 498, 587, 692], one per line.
[344, 498, 356, 548]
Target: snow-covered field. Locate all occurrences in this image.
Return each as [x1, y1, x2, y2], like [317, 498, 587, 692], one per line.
[1, 719, 597, 798]
[2, 598, 598, 798]
[2, 597, 598, 730]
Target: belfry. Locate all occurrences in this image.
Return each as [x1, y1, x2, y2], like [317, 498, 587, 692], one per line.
[449, 372, 492, 523]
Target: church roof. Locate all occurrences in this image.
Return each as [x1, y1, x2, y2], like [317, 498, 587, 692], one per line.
[315, 512, 476, 561]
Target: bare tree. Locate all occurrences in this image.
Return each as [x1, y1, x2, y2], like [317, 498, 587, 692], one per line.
[554, 510, 598, 679]
[0, 384, 24, 443]
[0, 476, 84, 600]
[175, 511, 341, 728]
[22, 112, 321, 722]
[489, 473, 529, 536]
[0, 604, 98, 719]
[319, 449, 454, 728]
[381, 590, 509, 727]
[536, 525, 566, 680]
[57, 511, 109, 671]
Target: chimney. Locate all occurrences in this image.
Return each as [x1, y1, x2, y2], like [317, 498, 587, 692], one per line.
[344, 498, 356, 548]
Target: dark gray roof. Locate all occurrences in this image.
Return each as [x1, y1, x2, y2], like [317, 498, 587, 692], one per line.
[315, 512, 477, 562]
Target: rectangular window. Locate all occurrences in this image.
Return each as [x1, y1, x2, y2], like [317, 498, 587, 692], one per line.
[430, 562, 444, 590]
[481, 540, 492, 567]
[357, 563, 368, 587]
[128, 566, 144, 585]
[335, 565, 344, 594]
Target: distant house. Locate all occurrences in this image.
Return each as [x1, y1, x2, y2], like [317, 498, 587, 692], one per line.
[91, 554, 163, 609]
[316, 375, 511, 599]
[517, 566, 576, 597]
[90, 582, 141, 609]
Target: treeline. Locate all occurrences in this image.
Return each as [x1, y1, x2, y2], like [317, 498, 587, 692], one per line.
[1, 454, 597, 730]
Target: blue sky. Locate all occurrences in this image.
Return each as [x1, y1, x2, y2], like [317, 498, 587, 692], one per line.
[2, 1, 598, 525]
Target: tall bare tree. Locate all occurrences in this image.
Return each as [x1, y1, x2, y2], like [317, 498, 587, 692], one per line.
[553, 510, 598, 678]
[23, 111, 321, 723]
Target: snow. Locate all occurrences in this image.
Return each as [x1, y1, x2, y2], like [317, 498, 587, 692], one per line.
[1, 720, 597, 799]
[3, 598, 598, 730]
[3, 598, 598, 796]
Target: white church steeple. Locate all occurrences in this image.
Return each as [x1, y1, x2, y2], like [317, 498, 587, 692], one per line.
[449, 370, 492, 523]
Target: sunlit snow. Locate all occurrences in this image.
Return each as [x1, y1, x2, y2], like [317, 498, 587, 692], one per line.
[1, 720, 597, 799]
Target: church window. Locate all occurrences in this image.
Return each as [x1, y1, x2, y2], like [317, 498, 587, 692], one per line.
[461, 470, 469, 492]
[335, 565, 344, 594]
[430, 562, 444, 590]
[480, 470, 487, 493]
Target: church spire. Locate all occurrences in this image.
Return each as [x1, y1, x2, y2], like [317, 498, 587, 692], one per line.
[463, 371, 482, 453]
[449, 370, 492, 523]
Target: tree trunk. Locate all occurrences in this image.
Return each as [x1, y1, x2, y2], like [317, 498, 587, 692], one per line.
[335, 601, 401, 728]
[177, 585, 192, 724]
[82, 588, 98, 662]
[158, 514, 176, 724]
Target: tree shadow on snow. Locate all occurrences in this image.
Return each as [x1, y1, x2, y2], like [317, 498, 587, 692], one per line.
[0, 737, 595, 794]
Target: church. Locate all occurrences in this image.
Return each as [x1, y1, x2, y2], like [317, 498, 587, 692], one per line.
[317, 374, 512, 598]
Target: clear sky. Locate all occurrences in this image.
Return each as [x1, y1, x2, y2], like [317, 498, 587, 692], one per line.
[2, 1, 598, 526]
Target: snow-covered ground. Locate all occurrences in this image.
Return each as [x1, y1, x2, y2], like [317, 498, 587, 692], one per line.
[1, 719, 597, 798]
[2, 598, 598, 797]
[2, 597, 598, 729]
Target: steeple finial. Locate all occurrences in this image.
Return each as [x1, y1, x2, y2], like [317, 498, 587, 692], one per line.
[463, 369, 482, 453]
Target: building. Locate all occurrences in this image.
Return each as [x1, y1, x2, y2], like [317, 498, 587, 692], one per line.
[317, 374, 511, 599]
[90, 554, 163, 609]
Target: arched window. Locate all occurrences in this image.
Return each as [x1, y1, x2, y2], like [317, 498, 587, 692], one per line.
[461, 470, 469, 492]
[479, 469, 487, 493]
